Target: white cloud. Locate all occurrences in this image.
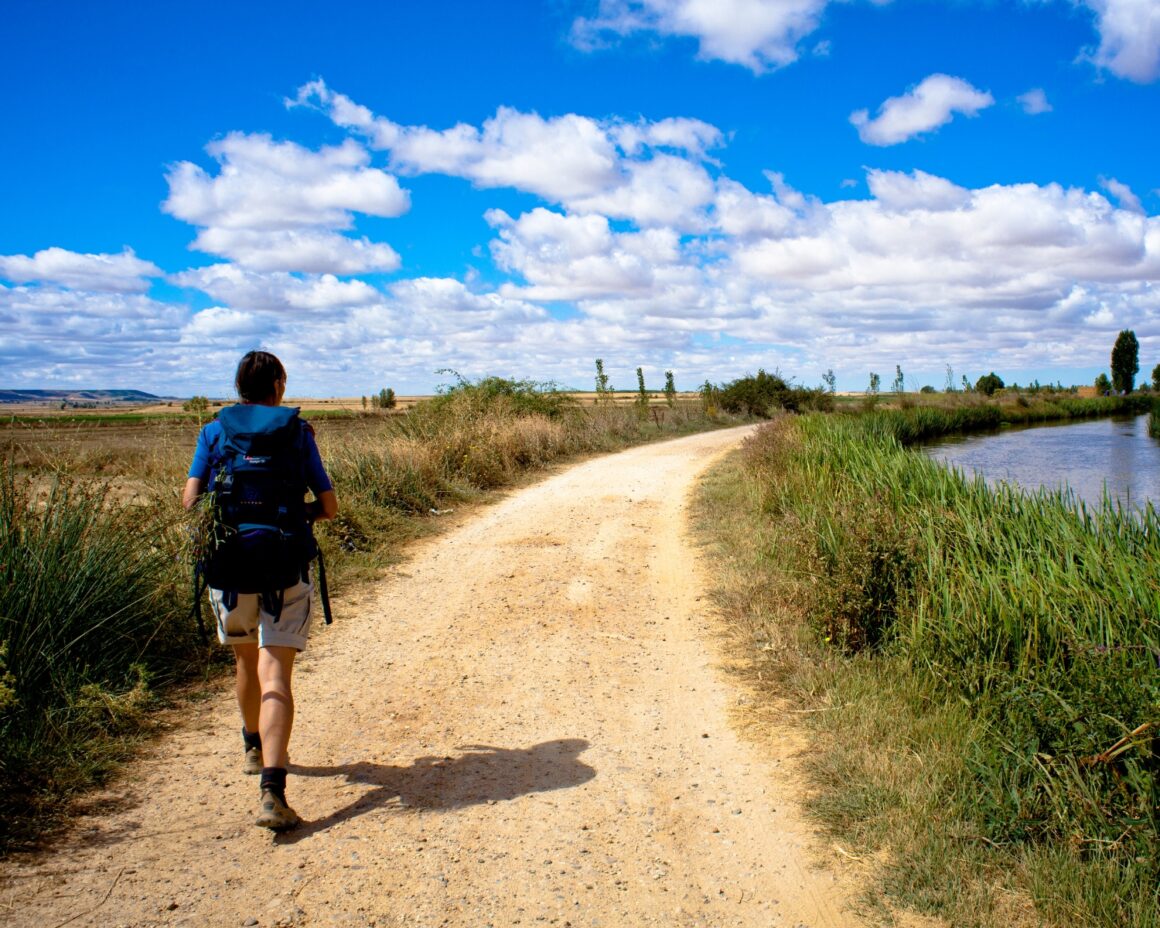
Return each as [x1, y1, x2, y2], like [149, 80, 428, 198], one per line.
[0, 285, 188, 363]
[866, 169, 971, 212]
[172, 264, 384, 312]
[570, 0, 837, 72]
[181, 306, 273, 342]
[164, 134, 408, 230]
[163, 132, 408, 274]
[296, 82, 723, 229]
[712, 178, 797, 239]
[1017, 88, 1053, 115]
[486, 207, 689, 301]
[188, 228, 400, 275]
[850, 74, 995, 145]
[567, 153, 717, 230]
[1100, 176, 1145, 213]
[1084, 0, 1160, 82]
[0, 247, 161, 292]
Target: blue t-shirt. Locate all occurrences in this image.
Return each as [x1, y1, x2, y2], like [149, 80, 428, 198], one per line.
[187, 413, 333, 495]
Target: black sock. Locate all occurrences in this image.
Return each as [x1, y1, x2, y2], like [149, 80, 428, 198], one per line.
[260, 767, 287, 797]
[241, 726, 262, 752]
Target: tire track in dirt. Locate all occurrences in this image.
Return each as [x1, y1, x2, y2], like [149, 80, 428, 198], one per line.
[1, 425, 860, 928]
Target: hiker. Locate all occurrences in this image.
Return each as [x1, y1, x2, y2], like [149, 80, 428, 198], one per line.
[183, 350, 338, 830]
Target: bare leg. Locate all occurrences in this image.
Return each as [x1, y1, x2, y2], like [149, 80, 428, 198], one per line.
[232, 643, 261, 735]
[257, 645, 297, 769]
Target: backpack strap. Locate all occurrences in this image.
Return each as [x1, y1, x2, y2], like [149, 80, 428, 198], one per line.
[315, 545, 333, 625]
[190, 562, 209, 645]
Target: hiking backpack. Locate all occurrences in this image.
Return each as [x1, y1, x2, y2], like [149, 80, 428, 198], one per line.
[191, 404, 332, 639]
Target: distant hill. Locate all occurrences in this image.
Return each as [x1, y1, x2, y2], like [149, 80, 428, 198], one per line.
[0, 389, 168, 406]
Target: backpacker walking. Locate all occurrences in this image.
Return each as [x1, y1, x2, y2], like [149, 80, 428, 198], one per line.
[183, 350, 338, 830]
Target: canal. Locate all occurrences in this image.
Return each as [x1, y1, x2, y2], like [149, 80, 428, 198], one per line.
[922, 413, 1160, 511]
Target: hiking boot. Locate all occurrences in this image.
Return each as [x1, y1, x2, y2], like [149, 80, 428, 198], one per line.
[255, 788, 300, 830]
[244, 746, 263, 775]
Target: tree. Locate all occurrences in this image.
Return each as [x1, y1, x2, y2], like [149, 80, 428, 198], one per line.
[1152, 363, 1160, 392]
[663, 370, 676, 407]
[383, 388, 396, 409]
[183, 395, 210, 413]
[975, 372, 1004, 396]
[635, 367, 649, 418]
[1094, 372, 1111, 394]
[821, 369, 836, 394]
[1110, 329, 1139, 393]
[944, 364, 956, 393]
[594, 359, 611, 404]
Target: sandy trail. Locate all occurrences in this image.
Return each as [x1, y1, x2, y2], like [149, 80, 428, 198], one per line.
[1, 426, 859, 928]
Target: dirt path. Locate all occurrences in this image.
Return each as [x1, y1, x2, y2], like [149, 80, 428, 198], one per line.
[1, 426, 860, 928]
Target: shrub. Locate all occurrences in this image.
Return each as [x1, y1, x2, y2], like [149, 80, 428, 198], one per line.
[975, 372, 1004, 396]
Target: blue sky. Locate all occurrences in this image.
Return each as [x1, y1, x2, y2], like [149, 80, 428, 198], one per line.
[2, 0, 1158, 396]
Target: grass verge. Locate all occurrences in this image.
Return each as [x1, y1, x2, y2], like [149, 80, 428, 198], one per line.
[694, 410, 1158, 927]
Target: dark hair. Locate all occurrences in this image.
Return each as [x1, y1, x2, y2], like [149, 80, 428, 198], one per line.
[235, 350, 286, 403]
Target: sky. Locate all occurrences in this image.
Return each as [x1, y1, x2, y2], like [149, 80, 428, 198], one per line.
[2, 0, 1159, 397]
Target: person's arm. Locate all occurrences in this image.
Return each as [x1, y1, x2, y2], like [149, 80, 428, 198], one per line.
[183, 425, 214, 509]
[301, 425, 338, 522]
[182, 477, 205, 510]
[307, 490, 338, 522]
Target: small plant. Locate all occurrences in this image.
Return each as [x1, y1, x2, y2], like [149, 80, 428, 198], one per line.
[699, 379, 719, 416]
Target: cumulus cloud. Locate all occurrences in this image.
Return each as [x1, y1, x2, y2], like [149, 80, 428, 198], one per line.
[850, 74, 995, 145]
[866, 169, 971, 212]
[163, 132, 408, 274]
[188, 228, 400, 275]
[0, 284, 189, 369]
[0, 247, 162, 292]
[570, 0, 836, 72]
[1084, 0, 1160, 82]
[487, 207, 689, 301]
[172, 264, 384, 312]
[181, 306, 274, 342]
[1017, 88, 1053, 115]
[295, 81, 723, 230]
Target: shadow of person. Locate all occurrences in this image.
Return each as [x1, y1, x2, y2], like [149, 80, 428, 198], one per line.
[276, 738, 595, 842]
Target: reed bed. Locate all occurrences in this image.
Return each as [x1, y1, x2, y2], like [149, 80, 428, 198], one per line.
[0, 382, 722, 849]
[708, 411, 1158, 925]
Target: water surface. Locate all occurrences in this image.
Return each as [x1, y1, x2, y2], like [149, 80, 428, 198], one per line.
[922, 414, 1160, 511]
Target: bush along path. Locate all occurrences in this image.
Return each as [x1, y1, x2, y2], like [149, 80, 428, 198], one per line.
[0, 425, 865, 928]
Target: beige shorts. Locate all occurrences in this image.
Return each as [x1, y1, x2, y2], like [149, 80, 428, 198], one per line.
[210, 578, 314, 651]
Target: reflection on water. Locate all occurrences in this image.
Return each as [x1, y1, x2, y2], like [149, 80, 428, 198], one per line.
[922, 414, 1160, 511]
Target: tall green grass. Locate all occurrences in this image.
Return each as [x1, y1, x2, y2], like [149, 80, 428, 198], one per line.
[707, 412, 1158, 925]
[0, 467, 193, 845]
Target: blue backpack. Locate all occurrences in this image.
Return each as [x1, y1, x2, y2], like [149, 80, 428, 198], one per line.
[191, 405, 332, 637]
